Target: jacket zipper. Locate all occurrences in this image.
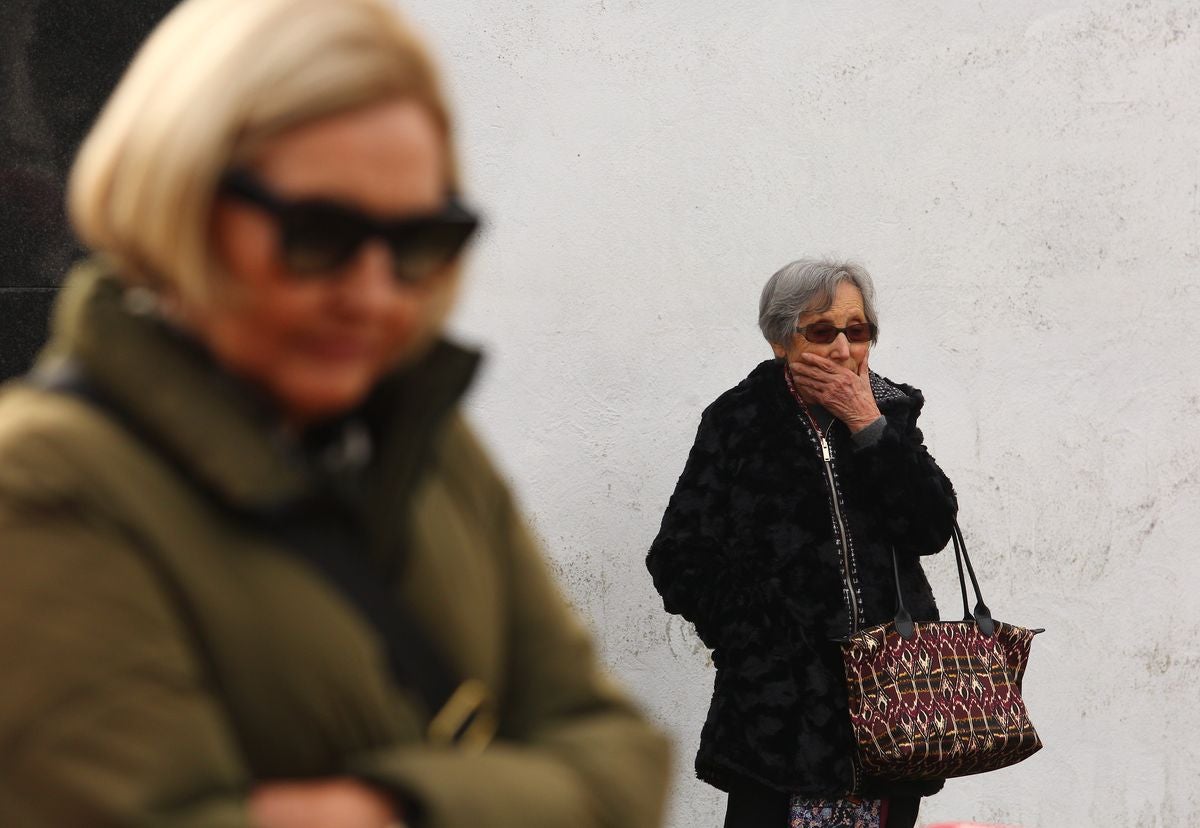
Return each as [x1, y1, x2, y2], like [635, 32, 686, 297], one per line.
[796, 410, 865, 795]
[800, 420, 862, 636]
[816, 432, 861, 634]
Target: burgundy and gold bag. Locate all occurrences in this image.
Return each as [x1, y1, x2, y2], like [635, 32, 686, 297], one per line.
[840, 521, 1043, 781]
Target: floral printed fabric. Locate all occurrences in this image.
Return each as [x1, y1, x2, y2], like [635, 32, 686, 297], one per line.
[788, 796, 882, 828]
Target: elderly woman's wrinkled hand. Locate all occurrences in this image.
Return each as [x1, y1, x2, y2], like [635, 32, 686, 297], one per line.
[790, 352, 882, 432]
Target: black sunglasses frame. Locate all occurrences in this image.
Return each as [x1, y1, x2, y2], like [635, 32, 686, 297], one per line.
[793, 321, 878, 344]
[219, 170, 480, 283]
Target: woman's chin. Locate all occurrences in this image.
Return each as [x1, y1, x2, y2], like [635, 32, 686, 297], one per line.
[273, 378, 374, 427]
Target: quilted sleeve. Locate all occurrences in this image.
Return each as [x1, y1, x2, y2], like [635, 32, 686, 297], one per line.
[0, 508, 254, 828]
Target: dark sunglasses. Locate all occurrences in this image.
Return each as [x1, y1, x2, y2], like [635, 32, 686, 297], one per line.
[220, 170, 479, 284]
[794, 321, 877, 344]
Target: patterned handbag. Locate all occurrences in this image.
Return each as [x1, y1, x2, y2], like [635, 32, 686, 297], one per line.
[840, 520, 1043, 780]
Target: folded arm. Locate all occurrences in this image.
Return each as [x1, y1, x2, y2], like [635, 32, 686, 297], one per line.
[351, 485, 671, 828]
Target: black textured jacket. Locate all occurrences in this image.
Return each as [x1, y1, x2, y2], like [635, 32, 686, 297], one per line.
[646, 359, 958, 798]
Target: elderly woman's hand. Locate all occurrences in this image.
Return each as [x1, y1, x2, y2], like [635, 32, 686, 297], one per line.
[789, 352, 882, 433]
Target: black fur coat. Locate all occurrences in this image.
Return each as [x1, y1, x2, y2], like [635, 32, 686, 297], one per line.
[646, 359, 958, 798]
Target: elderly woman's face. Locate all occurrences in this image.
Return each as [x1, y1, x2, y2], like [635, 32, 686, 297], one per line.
[772, 281, 871, 372]
[195, 98, 456, 425]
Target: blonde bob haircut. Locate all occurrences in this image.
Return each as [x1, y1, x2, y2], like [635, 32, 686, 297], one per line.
[69, 0, 456, 304]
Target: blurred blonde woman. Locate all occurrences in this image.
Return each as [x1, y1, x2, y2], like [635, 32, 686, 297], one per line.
[0, 0, 669, 825]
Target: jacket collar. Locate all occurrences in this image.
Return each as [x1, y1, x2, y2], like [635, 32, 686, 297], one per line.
[37, 259, 480, 515]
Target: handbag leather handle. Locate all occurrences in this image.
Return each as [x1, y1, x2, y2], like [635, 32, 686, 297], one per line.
[890, 518, 994, 641]
[951, 520, 994, 635]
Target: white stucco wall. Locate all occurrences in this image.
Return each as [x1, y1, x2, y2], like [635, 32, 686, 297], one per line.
[404, 2, 1200, 826]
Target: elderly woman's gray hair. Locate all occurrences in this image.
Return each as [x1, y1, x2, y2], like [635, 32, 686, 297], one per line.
[758, 258, 879, 347]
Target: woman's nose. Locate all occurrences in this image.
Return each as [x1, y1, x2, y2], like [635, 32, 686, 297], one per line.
[337, 241, 405, 310]
[828, 332, 851, 359]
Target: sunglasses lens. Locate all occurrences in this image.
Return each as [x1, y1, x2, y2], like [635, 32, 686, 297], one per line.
[280, 206, 366, 274]
[387, 220, 477, 284]
[845, 323, 873, 342]
[804, 323, 838, 344]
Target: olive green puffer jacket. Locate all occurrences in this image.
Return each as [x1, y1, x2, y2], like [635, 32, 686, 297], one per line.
[0, 261, 670, 827]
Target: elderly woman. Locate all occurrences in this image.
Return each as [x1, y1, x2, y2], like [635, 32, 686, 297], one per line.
[0, 0, 669, 825]
[646, 259, 957, 828]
